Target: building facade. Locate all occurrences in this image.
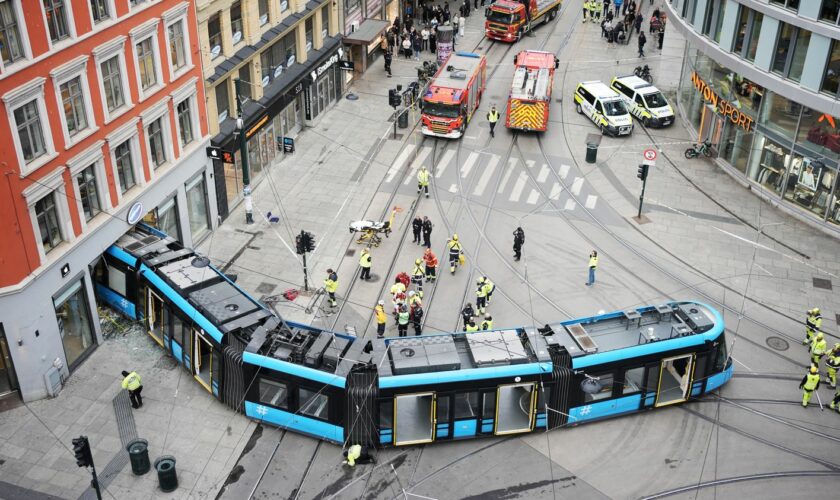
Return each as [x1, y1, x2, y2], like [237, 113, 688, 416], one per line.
[0, 0, 217, 402]
[198, 0, 348, 220]
[668, 0, 840, 234]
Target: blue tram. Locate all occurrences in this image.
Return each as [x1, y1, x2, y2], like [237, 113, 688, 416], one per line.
[95, 226, 733, 448]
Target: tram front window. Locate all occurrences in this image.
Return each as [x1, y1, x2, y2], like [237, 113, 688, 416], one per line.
[714, 339, 728, 371]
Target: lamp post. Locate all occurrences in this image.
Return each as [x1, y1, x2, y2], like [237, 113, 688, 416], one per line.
[234, 78, 253, 224]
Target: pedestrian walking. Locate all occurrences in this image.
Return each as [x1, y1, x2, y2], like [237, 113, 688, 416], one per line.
[375, 301, 387, 338]
[417, 165, 430, 197]
[593, 0, 601, 21]
[811, 332, 828, 366]
[462, 303, 475, 331]
[421, 26, 429, 51]
[324, 269, 339, 307]
[481, 314, 493, 331]
[800, 365, 821, 407]
[602, 0, 610, 18]
[476, 279, 488, 315]
[121, 370, 143, 408]
[423, 248, 438, 282]
[422, 216, 433, 248]
[487, 105, 500, 138]
[412, 216, 423, 244]
[657, 25, 664, 49]
[412, 302, 424, 335]
[634, 12, 642, 34]
[637, 31, 646, 57]
[825, 344, 840, 388]
[411, 258, 425, 297]
[398, 304, 410, 337]
[384, 50, 392, 77]
[359, 248, 372, 280]
[615, 0, 624, 16]
[586, 250, 598, 286]
[627, 0, 636, 16]
[513, 226, 525, 261]
[413, 35, 422, 60]
[582, 1, 588, 22]
[447, 234, 463, 274]
[804, 307, 822, 345]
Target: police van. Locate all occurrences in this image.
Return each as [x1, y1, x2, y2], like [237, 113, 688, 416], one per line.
[610, 76, 675, 128]
[573, 81, 633, 136]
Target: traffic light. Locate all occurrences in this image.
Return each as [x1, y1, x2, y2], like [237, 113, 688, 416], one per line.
[388, 89, 401, 108]
[72, 436, 92, 468]
[302, 231, 316, 252]
[295, 234, 305, 255]
[637, 164, 649, 181]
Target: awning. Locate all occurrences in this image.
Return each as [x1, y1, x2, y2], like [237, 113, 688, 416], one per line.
[342, 19, 390, 45]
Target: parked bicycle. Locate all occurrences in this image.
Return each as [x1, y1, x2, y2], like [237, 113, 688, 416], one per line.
[634, 64, 653, 84]
[685, 140, 714, 159]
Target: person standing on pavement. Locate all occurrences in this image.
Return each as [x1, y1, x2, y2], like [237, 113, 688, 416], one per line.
[412, 216, 423, 244]
[657, 25, 665, 50]
[359, 248, 372, 281]
[483, 276, 495, 303]
[582, 0, 589, 22]
[804, 308, 822, 345]
[411, 258, 425, 297]
[637, 31, 646, 57]
[402, 36, 412, 59]
[459, 14, 466, 38]
[417, 165, 430, 197]
[825, 344, 840, 388]
[586, 250, 599, 286]
[384, 49, 393, 77]
[447, 234, 463, 274]
[421, 26, 429, 51]
[413, 34, 422, 61]
[375, 301, 387, 338]
[465, 319, 479, 332]
[422, 216, 433, 248]
[121, 370, 143, 409]
[462, 303, 475, 331]
[476, 278, 488, 315]
[513, 227, 525, 261]
[614, 0, 624, 16]
[411, 301, 424, 335]
[481, 314, 493, 331]
[423, 248, 438, 282]
[800, 365, 821, 407]
[602, 0, 610, 19]
[453, 14, 460, 38]
[324, 269, 339, 307]
[398, 304, 410, 337]
[634, 12, 643, 34]
[811, 332, 828, 367]
[487, 105, 500, 138]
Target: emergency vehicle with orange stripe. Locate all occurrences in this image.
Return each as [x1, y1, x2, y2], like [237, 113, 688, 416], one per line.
[505, 50, 559, 132]
[420, 52, 487, 139]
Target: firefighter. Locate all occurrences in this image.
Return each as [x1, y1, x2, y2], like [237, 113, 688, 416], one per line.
[800, 365, 821, 407]
[375, 301, 387, 338]
[825, 344, 840, 388]
[804, 308, 822, 345]
[447, 234, 463, 274]
[462, 302, 475, 331]
[398, 304, 410, 337]
[811, 332, 828, 367]
[423, 248, 438, 282]
[487, 105, 500, 138]
[481, 314, 493, 331]
[324, 269, 338, 307]
[465, 319, 479, 332]
[411, 258, 425, 297]
[412, 216, 423, 244]
[476, 279, 488, 315]
[482, 276, 495, 303]
[417, 166, 430, 198]
[407, 290, 422, 309]
[359, 247, 372, 281]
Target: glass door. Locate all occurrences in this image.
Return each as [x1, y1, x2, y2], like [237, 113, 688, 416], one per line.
[146, 289, 165, 347]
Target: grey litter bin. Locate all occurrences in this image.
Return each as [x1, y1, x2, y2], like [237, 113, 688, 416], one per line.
[154, 455, 178, 492]
[398, 109, 409, 129]
[585, 133, 602, 164]
[126, 438, 150, 475]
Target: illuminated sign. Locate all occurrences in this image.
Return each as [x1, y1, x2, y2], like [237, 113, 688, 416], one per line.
[246, 115, 269, 138]
[690, 71, 754, 132]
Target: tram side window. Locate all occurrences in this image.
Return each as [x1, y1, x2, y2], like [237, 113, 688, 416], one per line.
[379, 401, 393, 430]
[299, 387, 329, 420]
[645, 363, 660, 393]
[622, 367, 645, 395]
[694, 354, 708, 382]
[713, 340, 728, 372]
[584, 373, 614, 402]
[259, 379, 288, 409]
[93, 258, 128, 297]
[482, 391, 496, 419]
[536, 383, 547, 412]
[453, 392, 479, 419]
[437, 395, 450, 422]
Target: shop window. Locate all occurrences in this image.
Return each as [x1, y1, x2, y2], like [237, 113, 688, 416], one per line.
[186, 174, 210, 241]
[797, 108, 840, 163]
[770, 0, 800, 11]
[820, 1, 840, 24]
[0, 1, 25, 64]
[54, 280, 96, 369]
[821, 40, 840, 96]
[783, 158, 837, 220]
[720, 121, 751, 174]
[208, 14, 222, 59]
[825, 174, 840, 226]
[299, 387, 328, 419]
[216, 79, 230, 122]
[35, 194, 63, 253]
[622, 367, 645, 394]
[259, 379, 288, 409]
[747, 133, 789, 196]
[230, 1, 243, 44]
[145, 195, 181, 241]
[453, 392, 479, 419]
[584, 373, 614, 402]
[760, 91, 800, 141]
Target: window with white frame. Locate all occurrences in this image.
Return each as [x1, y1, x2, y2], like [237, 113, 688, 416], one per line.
[89, 0, 110, 24]
[0, 1, 25, 65]
[76, 165, 100, 221]
[171, 78, 199, 151]
[102, 56, 124, 111]
[43, 0, 71, 43]
[176, 99, 194, 147]
[94, 37, 132, 123]
[136, 38, 157, 90]
[3, 78, 55, 173]
[52, 56, 96, 146]
[130, 20, 162, 100]
[23, 166, 71, 258]
[167, 20, 187, 72]
[14, 101, 46, 163]
[60, 77, 88, 137]
[163, 3, 191, 80]
[147, 117, 166, 168]
[35, 194, 63, 252]
[68, 141, 109, 227]
[114, 140, 135, 193]
[141, 99, 172, 171]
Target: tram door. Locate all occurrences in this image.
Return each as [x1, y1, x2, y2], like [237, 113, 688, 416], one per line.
[192, 329, 213, 392]
[146, 290, 165, 347]
[654, 354, 695, 407]
[393, 393, 436, 445]
[494, 383, 537, 435]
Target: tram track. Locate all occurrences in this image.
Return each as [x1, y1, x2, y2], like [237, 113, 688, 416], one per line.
[639, 470, 840, 500]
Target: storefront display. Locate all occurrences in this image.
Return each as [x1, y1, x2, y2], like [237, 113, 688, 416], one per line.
[53, 280, 96, 369]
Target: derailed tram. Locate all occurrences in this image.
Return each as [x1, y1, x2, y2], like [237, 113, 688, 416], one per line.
[96, 226, 733, 448]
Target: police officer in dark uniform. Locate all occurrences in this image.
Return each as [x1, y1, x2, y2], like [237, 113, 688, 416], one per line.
[412, 216, 423, 244]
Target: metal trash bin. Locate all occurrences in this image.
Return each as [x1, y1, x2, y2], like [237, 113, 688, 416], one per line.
[126, 439, 150, 475]
[585, 133, 602, 164]
[398, 109, 409, 129]
[154, 455, 178, 492]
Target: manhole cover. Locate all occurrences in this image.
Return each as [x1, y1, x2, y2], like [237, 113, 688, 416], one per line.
[256, 282, 276, 294]
[766, 336, 789, 351]
[813, 277, 833, 290]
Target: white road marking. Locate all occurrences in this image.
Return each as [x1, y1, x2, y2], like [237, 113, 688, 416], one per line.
[526, 190, 540, 205]
[730, 356, 753, 372]
[449, 184, 458, 193]
[754, 264, 774, 277]
[461, 151, 480, 178]
[509, 172, 528, 202]
[571, 177, 584, 195]
[434, 149, 457, 178]
[472, 155, 500, 196]
[402, 146, 432, 185]
[549, 183, 562, 200]
[497, 158, 517, 193]
[585, 195, 598, 209]
[536, 165, 549, 183]
[525, 160, 535, 169]
[386, 144, 417, 183]
[559, 164, 571, 179]
[564, 199, 576, 211]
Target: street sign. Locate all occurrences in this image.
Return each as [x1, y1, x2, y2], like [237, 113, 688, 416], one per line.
[643, 148, 657, 161]
[282, 137, 295, 153]
[206, 146, 222, 160]
[127, 202, 144, 225]
[338, 60, 355, 71]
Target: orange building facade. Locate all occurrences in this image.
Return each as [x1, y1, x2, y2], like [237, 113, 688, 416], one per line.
[0, 0, 217, 402]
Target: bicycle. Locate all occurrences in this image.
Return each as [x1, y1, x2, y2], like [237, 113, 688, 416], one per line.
[684, 140, 714, 159]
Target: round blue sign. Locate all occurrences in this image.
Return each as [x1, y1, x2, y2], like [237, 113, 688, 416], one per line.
[127, 202, 144, 225]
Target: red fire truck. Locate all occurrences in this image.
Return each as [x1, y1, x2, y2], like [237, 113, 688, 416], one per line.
[506, 50, 558, 132]
[421, 52, 487, 139]
[485, 0, 562, 42]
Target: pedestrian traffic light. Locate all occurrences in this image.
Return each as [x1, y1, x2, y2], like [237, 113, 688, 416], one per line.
[637, 164, 649, 181]
[72, 436, 93, 468]
[388, 89, 401, 108]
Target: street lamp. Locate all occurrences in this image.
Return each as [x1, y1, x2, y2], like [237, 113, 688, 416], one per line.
[234, 78, 253, 224]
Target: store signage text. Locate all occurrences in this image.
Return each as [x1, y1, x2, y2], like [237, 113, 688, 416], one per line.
[691, 71, 753, 132]
[310, 53, 340, 82]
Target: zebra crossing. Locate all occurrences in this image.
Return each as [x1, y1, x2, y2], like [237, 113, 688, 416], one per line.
[382, 143, 601, 213]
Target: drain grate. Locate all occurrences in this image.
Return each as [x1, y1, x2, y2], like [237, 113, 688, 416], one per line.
[813, 277, 833, 290]
[766, 336, 790, 351]
[256, 282, 277, 294]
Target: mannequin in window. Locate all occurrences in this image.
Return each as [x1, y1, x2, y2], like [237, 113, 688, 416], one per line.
[800, 165, 816, 190]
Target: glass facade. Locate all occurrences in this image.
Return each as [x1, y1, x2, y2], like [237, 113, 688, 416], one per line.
[54, 280, 96, 369]
[677, 46, 840, 229]
[186, 174, 210, 242]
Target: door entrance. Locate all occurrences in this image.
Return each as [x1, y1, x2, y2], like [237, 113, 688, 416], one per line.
[394, 392, 435, 445]
[655, 354, 695, 407]
[495, 383, 536, 435]
[146, 289, 165, 346]
[193, 330, 213, 392]
[0, 324, 20, 400]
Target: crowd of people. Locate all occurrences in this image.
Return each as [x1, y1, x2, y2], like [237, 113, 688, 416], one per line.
[583, 1, 666, 57]
[381, 0, 478, 65]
